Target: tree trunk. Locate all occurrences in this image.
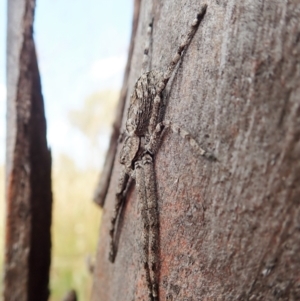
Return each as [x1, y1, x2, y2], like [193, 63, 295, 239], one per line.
[91, 1, 300, 300]
[4, 0, 52, 300]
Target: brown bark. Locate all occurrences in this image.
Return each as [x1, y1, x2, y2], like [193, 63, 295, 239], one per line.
[92, 1, 300, 300]
[4, 0, 52, 300]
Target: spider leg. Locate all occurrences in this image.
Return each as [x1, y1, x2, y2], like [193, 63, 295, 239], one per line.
[148, 94, 162, 137]
[135, 160, 153, 301]
[148, 4, 207, 136]
[142, 20, 153, 73]
[163, 4, 207, 82]
[146, 120, 216, 161]
[109, 167, 130, 262]
[143, 154, 159, 301]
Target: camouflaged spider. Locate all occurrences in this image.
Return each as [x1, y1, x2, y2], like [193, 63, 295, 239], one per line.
[109, 4, 212, 301]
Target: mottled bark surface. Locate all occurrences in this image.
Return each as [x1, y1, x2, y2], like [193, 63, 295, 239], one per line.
[92, 1, 300, 300]
[4, 0, 52, 300]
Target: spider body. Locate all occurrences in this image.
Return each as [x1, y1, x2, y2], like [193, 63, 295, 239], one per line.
[126, 70, 164, 136]
[108, 5, 210, 301]
[120, 70, 165, 168]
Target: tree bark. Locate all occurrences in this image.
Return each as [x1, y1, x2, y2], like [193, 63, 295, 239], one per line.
[92, 1, 300, 300]
[4, 0, 52, 300]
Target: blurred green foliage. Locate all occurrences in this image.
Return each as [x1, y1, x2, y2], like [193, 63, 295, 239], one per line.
[49, 154, 101, 301]
[0, 90, 119, 301]
[0, 157, 101, 301]
[50, 90, 119, 300]
[69, 90, 119, 149]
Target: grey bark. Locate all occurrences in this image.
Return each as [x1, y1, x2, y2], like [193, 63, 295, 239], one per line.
[4, 0, 52, 300]
[92, 1, 300, 300]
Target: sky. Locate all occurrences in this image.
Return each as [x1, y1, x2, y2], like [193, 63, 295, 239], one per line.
[0, 0, 133, 168]
[0, 2, 5, 165]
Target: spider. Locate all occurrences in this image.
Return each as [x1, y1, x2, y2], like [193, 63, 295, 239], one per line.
[108, 4, 212, 301]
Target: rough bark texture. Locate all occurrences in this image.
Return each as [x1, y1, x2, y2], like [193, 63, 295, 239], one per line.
[4, 0, 52, 300]
[92, 1, 300, 300]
